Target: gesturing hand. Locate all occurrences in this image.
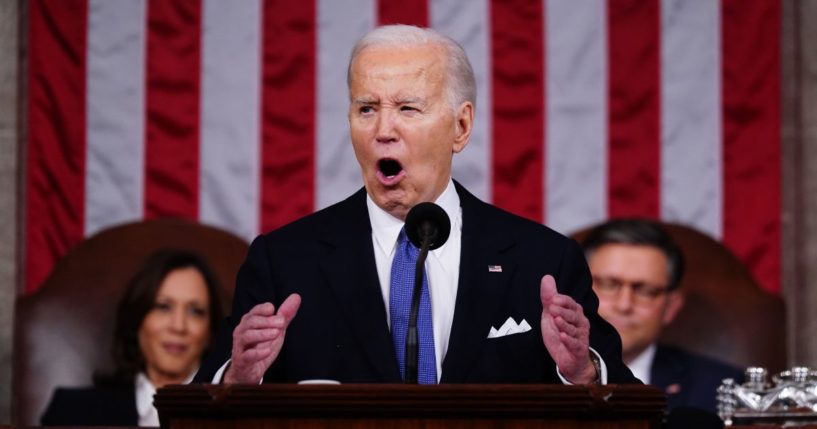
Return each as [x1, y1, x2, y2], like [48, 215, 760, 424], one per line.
[539, 275, 597, 384]
[224, 293, 301, 384]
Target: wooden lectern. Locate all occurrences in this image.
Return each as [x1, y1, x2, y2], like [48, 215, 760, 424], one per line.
[155, 384, 665, 429]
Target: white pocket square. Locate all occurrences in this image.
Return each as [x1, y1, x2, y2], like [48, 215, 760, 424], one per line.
[487, 317, 532, 338]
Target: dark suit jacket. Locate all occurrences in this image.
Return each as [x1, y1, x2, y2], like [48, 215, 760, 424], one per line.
[196, 183, 638, 384]
[40, 384, 139, 426]
[651, 344, 745, 413]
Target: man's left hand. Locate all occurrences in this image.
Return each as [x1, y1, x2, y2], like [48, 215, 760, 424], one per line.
[540, 274, 597, 384]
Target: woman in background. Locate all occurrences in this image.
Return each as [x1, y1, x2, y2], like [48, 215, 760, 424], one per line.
[42, 250, 224, 426]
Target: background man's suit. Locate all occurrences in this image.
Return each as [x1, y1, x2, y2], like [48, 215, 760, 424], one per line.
[652, 344, 744, 413]
[196, 183, 638, 384]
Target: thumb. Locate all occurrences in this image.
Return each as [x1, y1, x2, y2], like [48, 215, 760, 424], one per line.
[540, 275, 557, 310]
[276, 293, 302, 325]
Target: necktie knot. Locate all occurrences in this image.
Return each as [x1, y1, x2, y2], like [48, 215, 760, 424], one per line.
[397, 227, 419, 258]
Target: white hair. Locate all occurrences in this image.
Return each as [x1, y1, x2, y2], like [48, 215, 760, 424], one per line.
[347, 24, 477, 111]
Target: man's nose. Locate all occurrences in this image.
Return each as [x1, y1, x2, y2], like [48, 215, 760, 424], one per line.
[613, 285, 635, 312]
[375, 109, 398, 143]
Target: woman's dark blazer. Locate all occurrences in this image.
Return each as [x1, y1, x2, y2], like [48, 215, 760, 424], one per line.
[41, 384, 139, 426]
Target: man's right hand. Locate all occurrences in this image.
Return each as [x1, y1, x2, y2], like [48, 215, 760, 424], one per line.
[224, 293, 301, 384]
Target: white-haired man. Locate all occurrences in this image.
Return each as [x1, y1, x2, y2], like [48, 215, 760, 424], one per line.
[195, 25, 638, 386]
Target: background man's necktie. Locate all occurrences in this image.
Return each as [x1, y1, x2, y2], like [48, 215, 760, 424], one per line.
[390, 228, 437, 384]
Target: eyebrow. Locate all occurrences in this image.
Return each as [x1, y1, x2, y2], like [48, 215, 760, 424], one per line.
[351, 97, 426, 105]
[352, 97, 378, 105]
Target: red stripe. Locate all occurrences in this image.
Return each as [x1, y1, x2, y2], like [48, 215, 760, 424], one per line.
[259, 0, 316, 232]
[607, 0, 661, 218]
[377, 0, 428, 27]
[490, 0, 545, 223]
[721, 0, 781, 294]
[25, 0, 88, 293]
[144, 0, 202, 219]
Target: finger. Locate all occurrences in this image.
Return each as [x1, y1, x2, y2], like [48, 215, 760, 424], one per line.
[540, 275, 557, 308]
[255, 295, 302, 332]
[247, 302, 277, 317]
[237, 313, 279, 332]
[236, 343, 275, 363]
[235, 327, 281, 348]
[548, 293, 583, 310]
[549, 304, 583, 326]
[276, 293, 302, 325]
[554, 315, 580, 337]
[559, 331, 589, 354]
[550, 298, 588, 324]
[236, 303, 278, 333]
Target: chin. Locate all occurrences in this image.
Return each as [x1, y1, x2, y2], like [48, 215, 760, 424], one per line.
[380, 200, 410, 219]
[372, 191, 410, 214]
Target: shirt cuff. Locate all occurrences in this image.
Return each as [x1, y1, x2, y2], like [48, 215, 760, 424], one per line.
[212, 359, 231, 383]
[211, 359, 265, 384]
[556, 347, 608, 385]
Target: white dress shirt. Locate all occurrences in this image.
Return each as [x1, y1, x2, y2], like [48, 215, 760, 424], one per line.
[625, 344, 656, 384]
[135, 370, 196, 427]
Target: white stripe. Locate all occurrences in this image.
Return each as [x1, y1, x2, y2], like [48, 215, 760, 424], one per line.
[84, 0, 146, 236]
[660, 0, 722, 239]
[199, 0, 262, 242]
[431, 0, 492, 202]
[316, 0, 375, 209]
[544, 0, 608, 235]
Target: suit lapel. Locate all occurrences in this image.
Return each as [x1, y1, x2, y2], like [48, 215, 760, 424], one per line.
[441, 184, 517, 382]
[318, 189, 401, 382]
[651, 345, 688, 398]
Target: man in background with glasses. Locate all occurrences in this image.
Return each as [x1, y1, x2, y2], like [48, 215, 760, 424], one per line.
[581, 219, 743, 414]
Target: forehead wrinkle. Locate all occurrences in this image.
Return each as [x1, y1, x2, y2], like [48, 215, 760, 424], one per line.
[393, 95, 425, 104]
[350, 46, 449, 107]
[355, 46, 445, 79]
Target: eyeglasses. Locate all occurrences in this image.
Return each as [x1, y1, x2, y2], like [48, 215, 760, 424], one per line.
[592, 276, 670, 305]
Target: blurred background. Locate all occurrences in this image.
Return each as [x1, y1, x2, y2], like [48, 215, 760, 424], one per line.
[1, 0, 816, 424]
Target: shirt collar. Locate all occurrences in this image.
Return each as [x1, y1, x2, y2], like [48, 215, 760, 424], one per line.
[135, 370, 197, 422]
[135, 372, 156, 423]
[627, 343, 657, 384]
[367, 179, 460, 258]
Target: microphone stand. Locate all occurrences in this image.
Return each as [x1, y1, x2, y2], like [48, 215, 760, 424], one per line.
[404, 221, 434, 384]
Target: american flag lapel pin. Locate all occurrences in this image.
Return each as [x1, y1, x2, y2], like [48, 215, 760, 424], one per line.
[488, 265, 502, 273]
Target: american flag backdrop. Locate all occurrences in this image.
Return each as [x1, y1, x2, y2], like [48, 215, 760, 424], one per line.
[24, 0, 781, 294]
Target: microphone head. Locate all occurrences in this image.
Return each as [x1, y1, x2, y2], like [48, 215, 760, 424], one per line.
[405, 202, 451, 250]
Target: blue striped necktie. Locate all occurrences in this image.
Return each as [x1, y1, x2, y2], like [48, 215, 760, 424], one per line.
[389, 227, 437, 384]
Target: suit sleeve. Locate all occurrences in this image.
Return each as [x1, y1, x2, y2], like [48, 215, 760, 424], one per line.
[194, 235, 279, 382]
[556, 239, 641, 384]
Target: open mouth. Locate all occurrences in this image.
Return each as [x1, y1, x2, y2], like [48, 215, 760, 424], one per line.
[378, 158, 403, 178]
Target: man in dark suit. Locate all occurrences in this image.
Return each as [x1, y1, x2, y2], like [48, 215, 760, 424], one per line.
[196, 24, 638, 386]
[581, 219, 744, 413]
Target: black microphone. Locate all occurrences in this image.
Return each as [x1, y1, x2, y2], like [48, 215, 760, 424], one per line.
[402, 202, 451, 383]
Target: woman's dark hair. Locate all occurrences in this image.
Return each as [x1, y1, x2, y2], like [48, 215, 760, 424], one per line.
[98, 249, 224, 385]
[581, 219, 685, 291]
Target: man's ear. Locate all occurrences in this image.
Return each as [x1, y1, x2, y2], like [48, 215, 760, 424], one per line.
[662, 290, 685, 326]
[452, 101, 473, 154]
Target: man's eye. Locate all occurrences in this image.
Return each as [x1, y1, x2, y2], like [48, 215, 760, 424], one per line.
[400, 106, 417, 112]
[360, 106, 374, 114]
